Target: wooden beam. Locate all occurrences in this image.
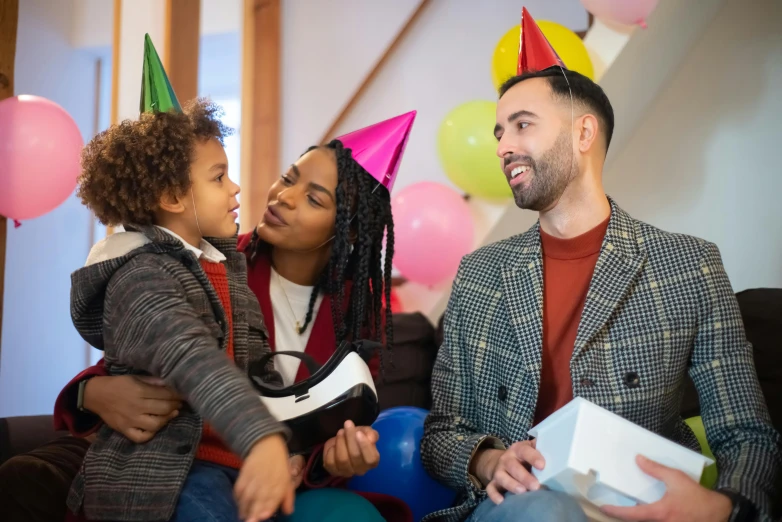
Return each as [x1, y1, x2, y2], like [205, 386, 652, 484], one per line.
[318, 0, 432, 145]
[164, 0, 200, 103]
[105, 0, 121, 238]
[110, 0, 121, 126]
[239, 0, 281, 233]
[93, 58, 103, 136]
[0, 0, 19, 367]
[85, 57, 104, 367]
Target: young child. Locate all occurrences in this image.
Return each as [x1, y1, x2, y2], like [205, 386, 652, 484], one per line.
[66, 35, 293, 522]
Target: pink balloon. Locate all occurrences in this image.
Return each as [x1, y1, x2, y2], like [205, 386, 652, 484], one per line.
[580, 0, 659, 28]
[0, 95, 83, 220]
[391, 182, 474, 287]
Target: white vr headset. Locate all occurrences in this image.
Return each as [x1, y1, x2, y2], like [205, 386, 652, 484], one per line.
[250, 340, 381, 454]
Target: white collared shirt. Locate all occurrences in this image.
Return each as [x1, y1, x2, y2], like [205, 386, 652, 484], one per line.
[154, 226, 226, 263]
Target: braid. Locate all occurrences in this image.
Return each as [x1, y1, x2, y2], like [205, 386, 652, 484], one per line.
[329, 146, 355, 340]
[382, 204, 395, 372]
[350, 169, 373, 341]
[292, 140, 395, 377]
[296, 145, 349, 336]
[299, 280, 322, 334]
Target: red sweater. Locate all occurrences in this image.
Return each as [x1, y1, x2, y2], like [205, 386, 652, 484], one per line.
[194, 260, 243, 469]
[534, 216, 610, 425]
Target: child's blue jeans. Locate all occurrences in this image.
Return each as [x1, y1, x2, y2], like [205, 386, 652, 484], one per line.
[171, 460, 385, 522]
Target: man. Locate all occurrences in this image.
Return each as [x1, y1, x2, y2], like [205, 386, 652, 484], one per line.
[420, 8, 780, 522]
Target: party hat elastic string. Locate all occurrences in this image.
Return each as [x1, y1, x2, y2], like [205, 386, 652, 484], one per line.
[518, 7, 577, 182]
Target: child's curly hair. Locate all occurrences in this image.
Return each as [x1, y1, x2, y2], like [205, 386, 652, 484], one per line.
[78, 97, 233, 226]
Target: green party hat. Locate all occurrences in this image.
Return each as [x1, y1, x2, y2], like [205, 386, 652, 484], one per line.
[139, 33, 182, 114]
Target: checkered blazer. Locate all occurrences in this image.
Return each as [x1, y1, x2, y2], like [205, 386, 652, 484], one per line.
[421, 199, 780, 522]
[67, 226, 287, 522]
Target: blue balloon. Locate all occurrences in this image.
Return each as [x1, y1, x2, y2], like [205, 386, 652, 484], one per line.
[348, 407, 457, 522]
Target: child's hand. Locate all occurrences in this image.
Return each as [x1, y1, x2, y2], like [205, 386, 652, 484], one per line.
[323, 420, 380, 478]
[234, 434, 295, 522]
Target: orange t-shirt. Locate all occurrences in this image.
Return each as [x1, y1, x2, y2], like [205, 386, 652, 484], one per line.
[533, 216, 610, 425]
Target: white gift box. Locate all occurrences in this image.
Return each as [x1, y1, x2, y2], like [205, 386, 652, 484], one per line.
[528, 397, 714, 507]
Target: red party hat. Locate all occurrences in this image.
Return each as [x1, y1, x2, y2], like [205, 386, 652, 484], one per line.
[517, 7, 566, 75]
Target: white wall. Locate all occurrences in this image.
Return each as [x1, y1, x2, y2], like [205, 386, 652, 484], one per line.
[70, 0, 243, 48]
[280, 0, 587, 192]
[116, 0, 166, 122]
[281, 0, 588, 313]
[605, 0, 782, 292]
[0, 0, 98, 417]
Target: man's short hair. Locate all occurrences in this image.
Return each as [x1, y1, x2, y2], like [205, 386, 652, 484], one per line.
[499, 68, 615, 150]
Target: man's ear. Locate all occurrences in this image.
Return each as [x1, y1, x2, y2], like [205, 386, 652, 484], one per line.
[158, 190, 186, 214]
[577, 113, 600, 153]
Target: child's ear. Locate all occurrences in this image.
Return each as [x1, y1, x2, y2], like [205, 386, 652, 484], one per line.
[158, 190, 186, 214]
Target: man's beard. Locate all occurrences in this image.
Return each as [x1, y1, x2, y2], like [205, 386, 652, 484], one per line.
[509, 130, 575, 211]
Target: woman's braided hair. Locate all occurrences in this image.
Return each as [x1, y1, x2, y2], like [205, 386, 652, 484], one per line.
[298, 140, 395, 372]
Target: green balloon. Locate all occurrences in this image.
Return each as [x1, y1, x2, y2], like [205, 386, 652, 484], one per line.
[437, 101, 511, 199]
[685, 416, 718, 489]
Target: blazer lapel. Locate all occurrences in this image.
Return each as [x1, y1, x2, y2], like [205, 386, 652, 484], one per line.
[501, 224, 545, 373]
[574, 199, 646, 358]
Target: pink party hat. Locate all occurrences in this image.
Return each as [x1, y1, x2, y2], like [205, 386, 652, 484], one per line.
[335, 110, 416, 193]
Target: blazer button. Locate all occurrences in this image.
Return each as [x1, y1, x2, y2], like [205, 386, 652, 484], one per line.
[623, 371, 641, 389]
[498, 385, 508, 401]
[175, 444, 192, 455]
[580, 377, 595, 388]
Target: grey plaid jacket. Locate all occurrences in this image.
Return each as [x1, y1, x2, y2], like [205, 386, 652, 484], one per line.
[421, 199, 780, 522]
[67, 225, 287, 522]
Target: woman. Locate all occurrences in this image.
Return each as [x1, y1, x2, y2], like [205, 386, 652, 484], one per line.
[1, 111, 417, 522]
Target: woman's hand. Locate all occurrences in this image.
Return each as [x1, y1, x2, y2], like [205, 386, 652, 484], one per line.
[289, 454, 307, 489]
[322, 420, 380, 478]
[83, 375, 182, 443]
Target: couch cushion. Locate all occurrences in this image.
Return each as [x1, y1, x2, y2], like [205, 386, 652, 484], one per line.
[375, 313, 438, 411]
[0, 415, 67, 465]
[0, 436, 90, 522]
[736, 288, 782, 432]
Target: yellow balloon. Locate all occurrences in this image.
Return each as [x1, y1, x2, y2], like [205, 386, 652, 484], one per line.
[491, 21, 594, 90]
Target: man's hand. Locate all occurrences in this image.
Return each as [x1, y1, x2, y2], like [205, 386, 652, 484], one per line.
[289, 454, 306, 489]
[323, 420, 380, 478]
[472, 440, 546, 504]
[600, 455, 733, 522]
[83, 375, 182, 443]
[235, 434, 295, 522]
